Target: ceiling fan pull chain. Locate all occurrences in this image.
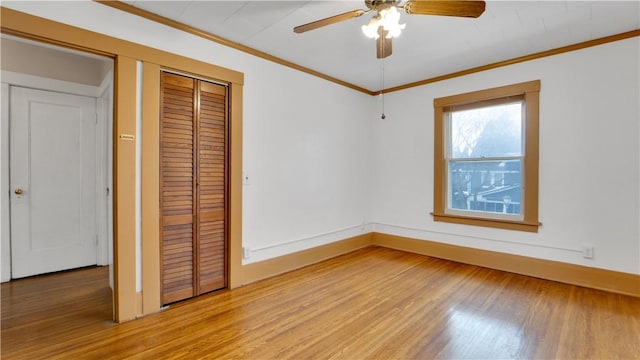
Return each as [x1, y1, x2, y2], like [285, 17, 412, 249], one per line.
[380, 57, 386, 120]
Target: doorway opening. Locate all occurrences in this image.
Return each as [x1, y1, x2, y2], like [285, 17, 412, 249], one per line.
[1, 34, 115, 320]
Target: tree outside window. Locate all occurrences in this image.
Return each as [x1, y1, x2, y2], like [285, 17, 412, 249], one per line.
[433, 81, 541, 232]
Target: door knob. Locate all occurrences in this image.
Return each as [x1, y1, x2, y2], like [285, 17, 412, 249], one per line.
[14, 188, 24, 195]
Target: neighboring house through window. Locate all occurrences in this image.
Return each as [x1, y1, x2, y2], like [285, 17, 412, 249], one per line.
[433, 80, 541, 232]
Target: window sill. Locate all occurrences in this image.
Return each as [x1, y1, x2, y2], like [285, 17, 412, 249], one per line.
[431, 212, 541, 233]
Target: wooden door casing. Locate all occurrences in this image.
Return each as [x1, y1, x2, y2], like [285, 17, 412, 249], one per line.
[160, 72, 228, 305]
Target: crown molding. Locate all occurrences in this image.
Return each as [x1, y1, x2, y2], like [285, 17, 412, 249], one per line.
[382, 29, 640, 94]
[96, 1, 638, 96]
[95, 0, 376, 95]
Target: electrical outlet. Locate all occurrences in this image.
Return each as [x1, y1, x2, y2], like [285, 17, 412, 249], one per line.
[582, 243, 594, 259]
[242, 246, 251, 259]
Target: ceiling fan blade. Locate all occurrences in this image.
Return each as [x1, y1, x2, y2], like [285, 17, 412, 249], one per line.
[404, 0, 486, 18]
[294, 9, 367, 34]
[376, 27, 392, 59]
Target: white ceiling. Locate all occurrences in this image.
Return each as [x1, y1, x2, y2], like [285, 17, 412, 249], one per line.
[122, 1, 638, 92]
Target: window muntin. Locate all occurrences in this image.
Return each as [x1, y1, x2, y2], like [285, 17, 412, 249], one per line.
[445, 100, 524, 221]
[432, 80, 540, 232]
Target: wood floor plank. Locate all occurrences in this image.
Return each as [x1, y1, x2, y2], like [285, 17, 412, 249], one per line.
[2, 247, 639, 359]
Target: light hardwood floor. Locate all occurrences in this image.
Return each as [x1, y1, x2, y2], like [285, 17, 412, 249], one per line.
[2, 246, 639, 359]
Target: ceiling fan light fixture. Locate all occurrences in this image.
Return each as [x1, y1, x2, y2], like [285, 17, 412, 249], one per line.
[294, 0, 485, 59]
[361, 6, 405, 39]
[362, 16, 382, 39]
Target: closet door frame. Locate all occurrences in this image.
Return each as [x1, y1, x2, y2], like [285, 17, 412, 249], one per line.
[141, 62, 242, 316]
[158, 71, 230, 305]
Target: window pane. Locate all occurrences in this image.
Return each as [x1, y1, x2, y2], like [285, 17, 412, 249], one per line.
[450, 102, 522, 159]
[448, 160, 522, 215]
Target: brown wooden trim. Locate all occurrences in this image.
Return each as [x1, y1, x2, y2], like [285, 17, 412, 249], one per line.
[241, 234, 373, 285]
[114, 55, 138, 322]
[228, 84, 243, 289]
[93, 1, 640, 96]
[383, 30, 640, 94]
[433, 80, 540, 232]
[523, 84, 540, 226]
[0, 7, 243, 86]
[444, 95, 525, 113]
[434, 80, 540, 107]
[135, 291, 143, 316]
[372, 232, 640, 297]
[431, 213, 540, 233]
[94, 1, 374, 96]
[241, 231, 639, 297]
[433, 105, 445, 216]
[141, 61, 161, 316]
[45, 4, 638, 96]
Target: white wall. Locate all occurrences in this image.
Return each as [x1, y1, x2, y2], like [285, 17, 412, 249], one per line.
[0, 37, 108, 86]
[0, 2, 373, 272]
[371, 37, 640, 275]
[241, 60, 372, 263]
[4, 2, 638, 277]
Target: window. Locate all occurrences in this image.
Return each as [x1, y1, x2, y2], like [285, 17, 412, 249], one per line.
[433, 80, 540, 232]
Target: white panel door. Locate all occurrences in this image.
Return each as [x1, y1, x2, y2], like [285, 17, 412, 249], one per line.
[10, 86, 98, 278]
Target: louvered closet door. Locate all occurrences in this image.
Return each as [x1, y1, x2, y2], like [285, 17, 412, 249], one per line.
[197, 81, 227, 293]
[160, 73, 195, 304]
[160, 72, 228, 305]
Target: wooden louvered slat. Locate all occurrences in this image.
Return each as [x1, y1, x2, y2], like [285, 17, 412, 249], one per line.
[199, 220, 226, 292]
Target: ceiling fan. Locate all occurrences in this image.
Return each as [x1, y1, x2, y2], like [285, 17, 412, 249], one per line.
[294, 0, 486, 59]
